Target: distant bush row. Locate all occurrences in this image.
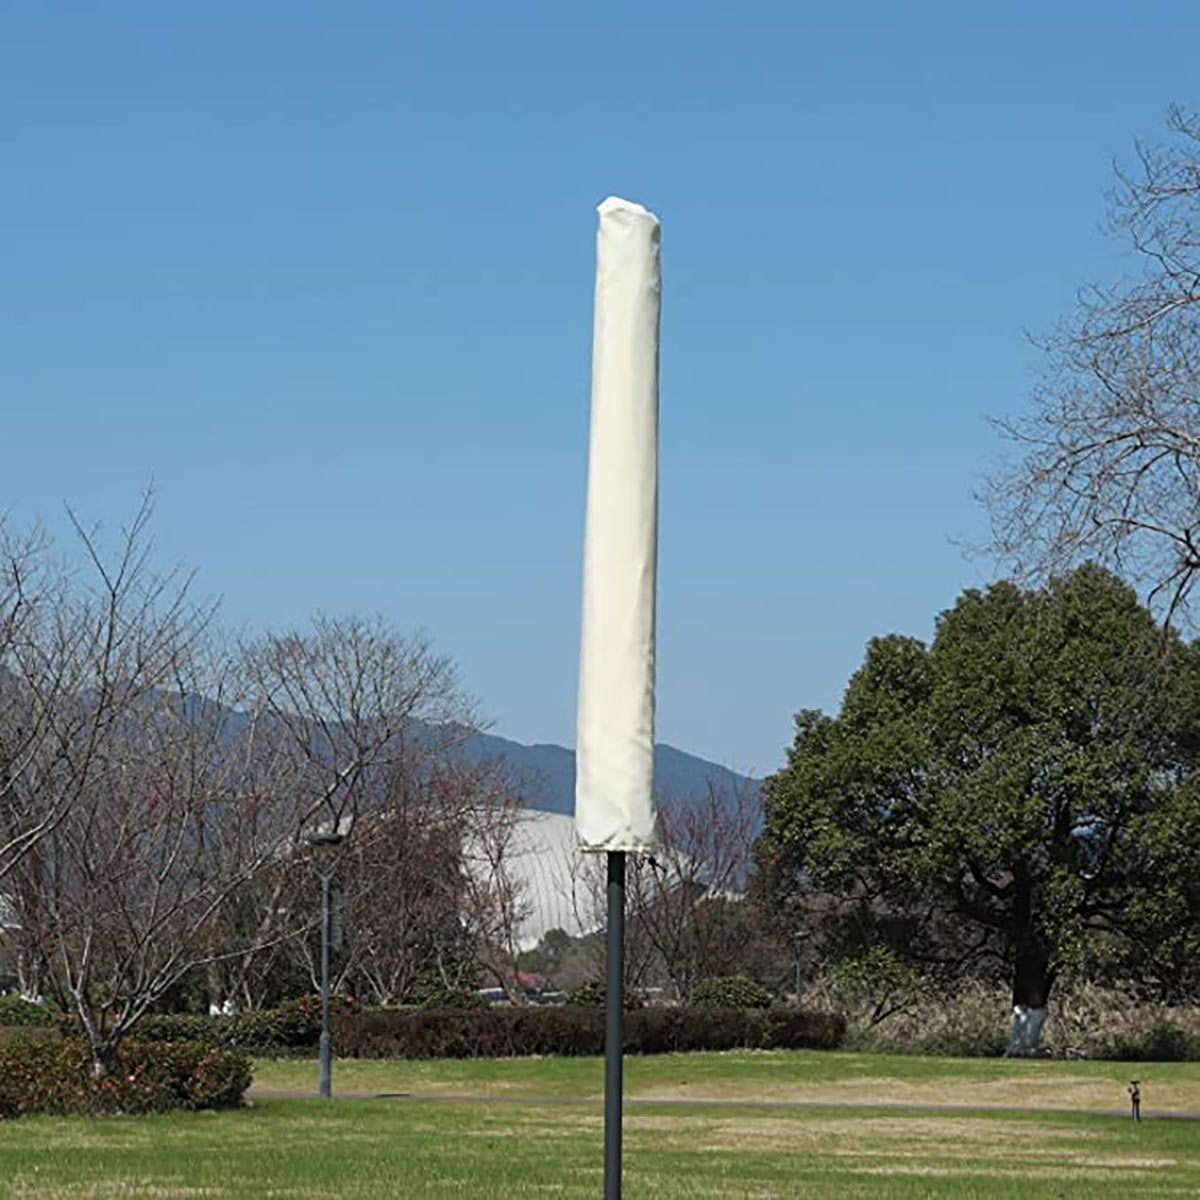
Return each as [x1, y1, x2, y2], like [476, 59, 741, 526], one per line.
[806, 977, 1200, 1061]
[0, 1040, 251, 1118]
[336, 1005, 845, 1058]
[37, 975, 1200, 1060]
[96, 1002, 845, 1059]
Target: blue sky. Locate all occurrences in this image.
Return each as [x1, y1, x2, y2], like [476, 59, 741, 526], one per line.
[2, 2, 1196, 774]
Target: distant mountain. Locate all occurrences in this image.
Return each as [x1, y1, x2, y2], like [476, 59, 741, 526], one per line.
[456, 730, 761, 817]
[154, 693, 762, 819]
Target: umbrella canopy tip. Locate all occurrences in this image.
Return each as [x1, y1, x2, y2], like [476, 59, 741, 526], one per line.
[598, 195, 659, 224]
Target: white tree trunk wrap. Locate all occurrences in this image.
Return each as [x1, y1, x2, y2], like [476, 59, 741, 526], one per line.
[575, 197, 661, 852]
[1007, 1005, 1048, 1055]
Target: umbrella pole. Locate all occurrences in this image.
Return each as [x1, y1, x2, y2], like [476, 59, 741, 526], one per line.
[604, 850, 625, 1199]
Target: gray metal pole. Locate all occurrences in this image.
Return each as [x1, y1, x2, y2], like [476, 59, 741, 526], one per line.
[605, 851, 625, 1200]
[318, 871, 332, 1099]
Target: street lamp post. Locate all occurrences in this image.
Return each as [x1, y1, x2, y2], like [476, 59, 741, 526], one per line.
[308, 831, 344, 1099]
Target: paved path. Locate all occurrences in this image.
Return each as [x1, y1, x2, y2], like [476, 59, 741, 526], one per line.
[247, 1087, 1199, 1120]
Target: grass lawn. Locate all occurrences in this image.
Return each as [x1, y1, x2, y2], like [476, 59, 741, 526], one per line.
[3, 1052, 1199, 1197]
[252, 1049, 1200, 1115]
[1, 1096, 1196, 1198]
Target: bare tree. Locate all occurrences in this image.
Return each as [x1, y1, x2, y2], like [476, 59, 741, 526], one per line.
[0, 518, 57, 882]
[21, 610, 486, 1074]
[457, 759, 530, 997]
[337, 818, 472, 1004]
[241, 615, 474, 828]
[0, 500, 209, 880]
[561, 776, 763, 1001]
[629, 777, 760, 1001]
[2, 500, 524, 1065]
[206, 616, 480, 1011]
[291, 757, 526, 1006]
[23, 641, 298, 1076]
[986, 106, 1200, 626]
[561, 844, 660, 995]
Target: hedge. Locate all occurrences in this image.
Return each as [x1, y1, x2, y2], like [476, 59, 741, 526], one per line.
[0, 1026, 56, 1047]
[67, 995, 357, 1057]
[69, 1001, 845, 1060]
[132, 1007, 319, 1054]
[565, 980, 644, 1010]
[0, 994, 55, 1026]
[0, 1040, 252, 1118]
[336, 1005, 846, 1059]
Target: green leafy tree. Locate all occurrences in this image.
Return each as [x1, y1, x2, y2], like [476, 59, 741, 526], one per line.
[759, 565, 1200, 1051]
[1118, 780, 1200, 1001]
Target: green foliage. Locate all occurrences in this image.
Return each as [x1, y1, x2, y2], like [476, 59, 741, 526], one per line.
[516, 928, 577, 984]
[565, 979, 604, 1006]
[827, 948, 922, 1027]
[0, 1040, 251, 1118]
[831, 947, 916, 997]
[1118, 780, 1200, 1001]
[0, 994, 54, 1026]
[691, 975, 771, 1010]
[760, 566, 1200, 1014]
[564, 980, 644, 1010]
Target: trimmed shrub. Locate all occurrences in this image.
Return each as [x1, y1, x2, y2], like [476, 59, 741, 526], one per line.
[692, 976, 771, 1010]
[73, 997, 846, 1061]
[0, 994, 54, 1026]
[565, 980, 644, 1010]
[339, 1005, 603, 1059]
[566, 980, 605, 1007]
[0, 1039, 251, 1118]
[336, 1004, 845, 1059]
[129, 995, 359, 1055]
[626, 1007, 844, 1054]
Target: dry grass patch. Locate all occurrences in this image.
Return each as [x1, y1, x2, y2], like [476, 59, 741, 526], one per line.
[649, 1113, 1072, 1153]
[638, 1070, 1181, 1112]
[625, 1109, 1182, 1183]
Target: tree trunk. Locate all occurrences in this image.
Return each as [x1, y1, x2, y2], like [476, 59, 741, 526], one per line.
[1006, 939, 1054, 1056]
[15, 940, 44, 1001]
[74, 996, 119, 1078]
[90, 1041, 117, 1079]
